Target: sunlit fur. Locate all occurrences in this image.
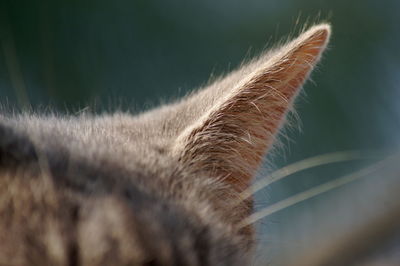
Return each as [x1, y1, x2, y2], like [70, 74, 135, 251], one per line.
[0, 25, 331, 265]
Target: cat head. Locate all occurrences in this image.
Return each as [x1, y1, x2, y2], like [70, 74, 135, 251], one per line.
[0, 24, 330, 265]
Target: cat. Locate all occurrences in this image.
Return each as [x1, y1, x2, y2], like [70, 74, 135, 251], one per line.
[1, 22, 399, 266]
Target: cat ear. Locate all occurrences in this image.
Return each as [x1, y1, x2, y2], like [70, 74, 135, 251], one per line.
[173, 24, 331, 192]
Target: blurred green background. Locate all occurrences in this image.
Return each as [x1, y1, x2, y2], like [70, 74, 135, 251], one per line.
[1, 0, 399, 263]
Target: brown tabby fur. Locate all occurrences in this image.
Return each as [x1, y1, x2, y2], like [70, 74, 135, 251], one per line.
[4, 24, 396, 266]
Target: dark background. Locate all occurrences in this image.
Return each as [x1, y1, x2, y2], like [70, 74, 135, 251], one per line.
[1, 0, 399, 262]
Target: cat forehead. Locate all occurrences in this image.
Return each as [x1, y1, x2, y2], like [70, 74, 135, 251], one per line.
[0, 114, 248, 265]
[0, 114, 177, 188]
[1, 113, 167, 154]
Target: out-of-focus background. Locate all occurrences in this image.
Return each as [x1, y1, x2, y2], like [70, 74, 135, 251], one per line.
[1, 0, 399, 264]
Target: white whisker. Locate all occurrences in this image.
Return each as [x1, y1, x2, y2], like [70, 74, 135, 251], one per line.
[238, 154, 397, 228]
[238, 151, 379, 203]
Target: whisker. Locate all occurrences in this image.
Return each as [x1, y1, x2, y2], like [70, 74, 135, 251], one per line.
[238, 150, 379, 203]
[1, 9, 31, 110]
[238, 154, 397, 228]
[1, 10, 54, 189]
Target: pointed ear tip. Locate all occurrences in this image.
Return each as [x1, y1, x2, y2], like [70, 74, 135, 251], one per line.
[306, 23, 332, 43]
